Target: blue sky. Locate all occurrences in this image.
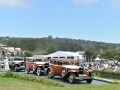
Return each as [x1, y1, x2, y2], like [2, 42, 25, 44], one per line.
[0, 0, 120, 43]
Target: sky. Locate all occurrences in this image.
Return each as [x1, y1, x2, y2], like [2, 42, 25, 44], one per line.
[0, 0, 120, 43]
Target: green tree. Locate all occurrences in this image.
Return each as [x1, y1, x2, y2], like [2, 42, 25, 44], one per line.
[47, 47, 56, 54]
[84, 50, 97, 62]
[24, 51, 33, 57]
[100, 49, 120, 65]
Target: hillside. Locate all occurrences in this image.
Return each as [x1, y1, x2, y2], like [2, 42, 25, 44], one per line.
[0, 36, 120, 54]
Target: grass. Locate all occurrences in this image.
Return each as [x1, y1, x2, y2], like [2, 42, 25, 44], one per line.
[0, 69, 120, 90]
[0, 77, 120, 90]
[0, 71, 64, 87]
[0, 77, 51, 90]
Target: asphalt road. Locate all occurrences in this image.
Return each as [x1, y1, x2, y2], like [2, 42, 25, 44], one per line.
[18, 71, 110, 86]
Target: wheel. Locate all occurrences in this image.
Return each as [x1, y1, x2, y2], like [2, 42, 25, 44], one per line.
[61, 68, 67, 78]
[2, 65, 4, 68]
[48, 70, 53, 79]
[12, 65, 18, 72]
[25, 67, 29, 74]
[86, 79, 92, 83]
[14, 67, 17, 72]
[36, 67, 41, 76]
[68, 73, 75, 84]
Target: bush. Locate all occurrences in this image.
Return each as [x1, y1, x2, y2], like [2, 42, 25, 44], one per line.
[93, 70, 120, 80]
[0, 71, 13, 77]
[93, 70, 120, 76]
[0, 71, 64, 87]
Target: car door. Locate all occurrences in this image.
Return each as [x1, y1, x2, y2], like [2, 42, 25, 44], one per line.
[26, 60, 34, 71]
[53, 64, 62, 76]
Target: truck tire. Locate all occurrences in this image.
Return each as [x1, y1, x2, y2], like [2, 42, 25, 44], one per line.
[68, 73, 75, 84]
[61, 68, 67, 78]
[86, 79, 92, 83]
[36, 67, 41, 76]
[48, 70, 54, 79]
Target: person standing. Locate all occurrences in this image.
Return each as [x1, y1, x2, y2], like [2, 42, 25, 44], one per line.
[4, 56, 10, 71]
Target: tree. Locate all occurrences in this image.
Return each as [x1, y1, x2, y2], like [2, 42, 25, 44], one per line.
[84, 50, 97, 62]
[47, 47, 56, 54]
[24, 51, 33, 57]
[100, 49, 120, 65]
[113, 51, 120, 64]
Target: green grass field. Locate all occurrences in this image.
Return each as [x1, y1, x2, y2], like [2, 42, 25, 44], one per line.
[0, 77, 120, 90]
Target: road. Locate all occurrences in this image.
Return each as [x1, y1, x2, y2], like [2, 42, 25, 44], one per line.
[17, 71, 110, 86]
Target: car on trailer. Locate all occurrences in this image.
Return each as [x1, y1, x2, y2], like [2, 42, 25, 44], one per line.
[47, 58, 93, 84]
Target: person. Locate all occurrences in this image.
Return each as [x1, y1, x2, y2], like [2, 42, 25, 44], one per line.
[4, 56, 10, 71]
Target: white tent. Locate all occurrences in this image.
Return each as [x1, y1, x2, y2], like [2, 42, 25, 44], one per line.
[45, 51, 79, 60]
[33, 55, 46, 59]
[95, 56, 102, 61]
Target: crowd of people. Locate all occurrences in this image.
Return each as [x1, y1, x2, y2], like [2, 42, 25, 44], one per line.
[82, 61, 120, 72]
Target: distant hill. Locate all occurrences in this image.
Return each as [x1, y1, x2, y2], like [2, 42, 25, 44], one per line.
[0, 36, 120, 54]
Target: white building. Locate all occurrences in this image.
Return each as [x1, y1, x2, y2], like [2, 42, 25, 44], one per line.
[46, 51, 85, 61]
[75, 51, 85, 62]
[0, 43, 22, 59]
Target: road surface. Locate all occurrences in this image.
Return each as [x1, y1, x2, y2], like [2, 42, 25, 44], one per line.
[19, 71, 111, 86]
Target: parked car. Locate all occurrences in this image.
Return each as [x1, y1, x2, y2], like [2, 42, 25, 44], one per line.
[9, 57, 25, 72]
[25, 57, 49, 76]
[47, 58, 93, 84]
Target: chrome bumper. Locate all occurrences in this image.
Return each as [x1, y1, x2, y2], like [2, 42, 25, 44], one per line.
[75, 74, 93, 80]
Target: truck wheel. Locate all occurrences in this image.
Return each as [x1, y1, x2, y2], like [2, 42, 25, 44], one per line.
[68, 73, 75, 84]
[86, 79, 92, 83]
[13, 66, 18, 72]
[48, 70, 53, 79]
[36, 67, 41, 76]
[61, 68, 67, 78]
[25, 68, 29, 74]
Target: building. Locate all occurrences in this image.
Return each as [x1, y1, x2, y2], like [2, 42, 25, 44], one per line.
[45, 51, 85, 61]
[0, 43, 23, 60]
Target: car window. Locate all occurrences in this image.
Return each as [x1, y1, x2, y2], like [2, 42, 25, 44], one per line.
[14, 58, 24, 61]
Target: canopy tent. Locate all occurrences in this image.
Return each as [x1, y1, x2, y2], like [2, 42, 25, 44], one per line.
[33, 55, 46, 59]
[94, 57, 102, 61]
[45, 51, 80, 60]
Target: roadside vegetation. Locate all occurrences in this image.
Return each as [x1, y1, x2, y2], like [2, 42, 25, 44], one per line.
[0, 71, 120, 90]
[0, 77, 119, 90]
[0, 71, 64, 87]
[94, 70, 120, 77]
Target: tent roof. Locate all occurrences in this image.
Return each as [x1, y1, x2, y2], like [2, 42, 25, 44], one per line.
[33, 55, 46, 59]
[46, 51, 79, 58]
[95, 57, 102, 61]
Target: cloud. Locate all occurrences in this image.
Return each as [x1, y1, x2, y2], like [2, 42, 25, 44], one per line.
[73, 0, 100, 5]
[0, 0, 32, 8]
[111, 0, 120, 9]
[72, 0, 120, 10]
